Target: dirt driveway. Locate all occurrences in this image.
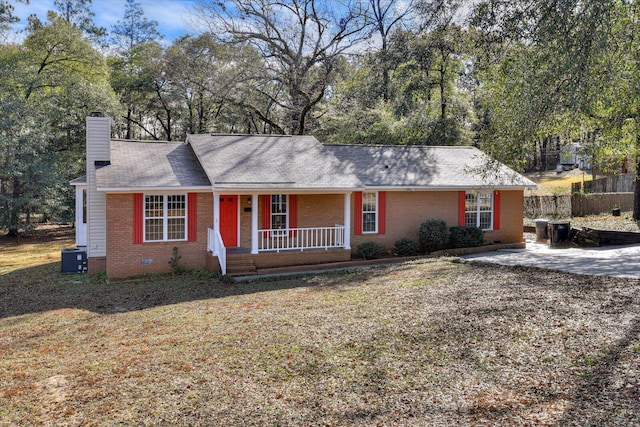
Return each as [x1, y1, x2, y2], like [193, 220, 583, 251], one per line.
[463, 241, 640, 279]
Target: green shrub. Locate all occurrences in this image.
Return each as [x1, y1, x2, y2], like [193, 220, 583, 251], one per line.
[448, 226, 484, 248]
[419, 219, 449, 252]
[357, 241, 384, 260]
[168, 247, 185, 274]
[394, 238, 419, 257]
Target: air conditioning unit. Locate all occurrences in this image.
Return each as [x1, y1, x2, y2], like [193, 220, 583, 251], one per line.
[61, 248, 88, 273]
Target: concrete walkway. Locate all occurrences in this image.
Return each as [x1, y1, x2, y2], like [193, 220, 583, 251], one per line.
[462, 240, 640, 279]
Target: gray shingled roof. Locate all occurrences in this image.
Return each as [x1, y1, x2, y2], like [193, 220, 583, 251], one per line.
[323, 144, 536, 189]
[70, 176, 86, 185]
[93, 136, 533, 191]
[187, 134, 362, 190]
[95, 140, 210, 189]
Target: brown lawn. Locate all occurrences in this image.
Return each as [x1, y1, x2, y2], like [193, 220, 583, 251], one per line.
[1, 232, 639, 425]
[525, 169, 589, 196]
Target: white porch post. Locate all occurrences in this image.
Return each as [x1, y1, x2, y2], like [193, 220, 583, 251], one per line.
[75, 185, 87, 246]
[343, 192, 351, 250]
[251, 194, 259, 254]
[213, 190, 220, 237]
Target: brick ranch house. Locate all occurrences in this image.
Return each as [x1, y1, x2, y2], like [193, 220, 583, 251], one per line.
[71, 114, 535, 278]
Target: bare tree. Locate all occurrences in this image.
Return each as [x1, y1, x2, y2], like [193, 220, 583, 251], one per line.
[369, 0, 416, 99]
[197, 0, 370, 135]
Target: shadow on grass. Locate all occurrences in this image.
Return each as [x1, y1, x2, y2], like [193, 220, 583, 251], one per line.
[558, 316, 640, 424]
[0, 260, 403, 319]
[433, 263, 640, 424]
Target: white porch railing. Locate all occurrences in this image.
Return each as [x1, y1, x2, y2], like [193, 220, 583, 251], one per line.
[207, 228, 226, 275]
[258, 225, 346, 252]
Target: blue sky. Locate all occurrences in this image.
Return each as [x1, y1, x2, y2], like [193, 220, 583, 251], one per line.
[12, 0, 203, 42]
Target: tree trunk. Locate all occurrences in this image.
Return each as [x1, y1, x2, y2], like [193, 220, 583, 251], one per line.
[7, 177, 20, 236]
[633, 136, 640, 220]
[381, 39, 390, 101]
[439, 61, 446, 120]
[198, 92, 205, 133]
[126, 108, 132, 139]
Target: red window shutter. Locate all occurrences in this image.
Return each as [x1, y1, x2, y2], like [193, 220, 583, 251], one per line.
[133, 193, 143, 244]
[188, 193, 197, 241]
[354, 191, 363, 235]
[289, 195, 298, 228]
[458, 191, 466, 226]
[493, 190, 501, 230]
[378, 191, 386, 235]
[261, 194, 271, 238]
[289, 194, 298, 237]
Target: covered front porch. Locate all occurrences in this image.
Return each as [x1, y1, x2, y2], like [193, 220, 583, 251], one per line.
[207, 192, 353, 275]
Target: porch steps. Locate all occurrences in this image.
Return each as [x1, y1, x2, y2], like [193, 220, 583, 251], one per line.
[226, 255, 258, 276]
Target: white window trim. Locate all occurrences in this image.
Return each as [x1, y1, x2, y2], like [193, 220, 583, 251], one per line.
[144, 193, 188, 242]
[362, 191, 378, 234]
[465, 191, 494, 231]
[271, 194, 288, 237]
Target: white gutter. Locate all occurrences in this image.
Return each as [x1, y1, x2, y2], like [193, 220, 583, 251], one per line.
[97, 186, 212, 193]
[210, 185, 365, 193]
[362, 185, 537, 192]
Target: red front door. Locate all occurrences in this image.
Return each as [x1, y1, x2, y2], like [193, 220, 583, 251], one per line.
[219, 195, 238, 247]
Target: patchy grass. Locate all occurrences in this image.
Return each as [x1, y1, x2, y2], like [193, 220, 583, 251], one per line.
[0, 225, 74, 274]
[1, 236, 640, 425]
[525, 169, 590, 195]
[571, 213, 640, 232]
[525, 212, 640, 232]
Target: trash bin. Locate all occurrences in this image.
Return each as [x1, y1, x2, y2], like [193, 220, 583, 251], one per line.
[61, 248, 88, 273]
[549, 222, 570, 246]
[534, 219, 549, 241]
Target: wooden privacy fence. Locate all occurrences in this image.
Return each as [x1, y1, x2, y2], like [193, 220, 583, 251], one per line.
[570, 193, 634, 217]
[528, 174, 637, 218]
[524, 195, 572, 219]
[525, 193, 634, 218]
[571, 174, 635, 194]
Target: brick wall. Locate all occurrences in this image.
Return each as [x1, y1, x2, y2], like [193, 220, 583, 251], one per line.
[87, 256, 106, 274]
[105, 192, 213, 279]
[350, 190, 524, 253]
[101, 189, 523, 277]
[297, 194, 345, 227]
[489, 190, 524, 244]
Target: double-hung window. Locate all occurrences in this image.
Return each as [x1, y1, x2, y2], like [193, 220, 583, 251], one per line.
[144, 194, 187, 242]
[465, 192, 493, 230]
[362, 192, 378, 233]
[271, 194, 288, 236]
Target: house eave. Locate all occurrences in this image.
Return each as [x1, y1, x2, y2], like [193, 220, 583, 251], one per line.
[362, 185, 536, 191]
[211, 185, 365, 194]
[96, 184, 535, 193]
[70, 176, 87, 186]
[97, 186, 212, 193]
